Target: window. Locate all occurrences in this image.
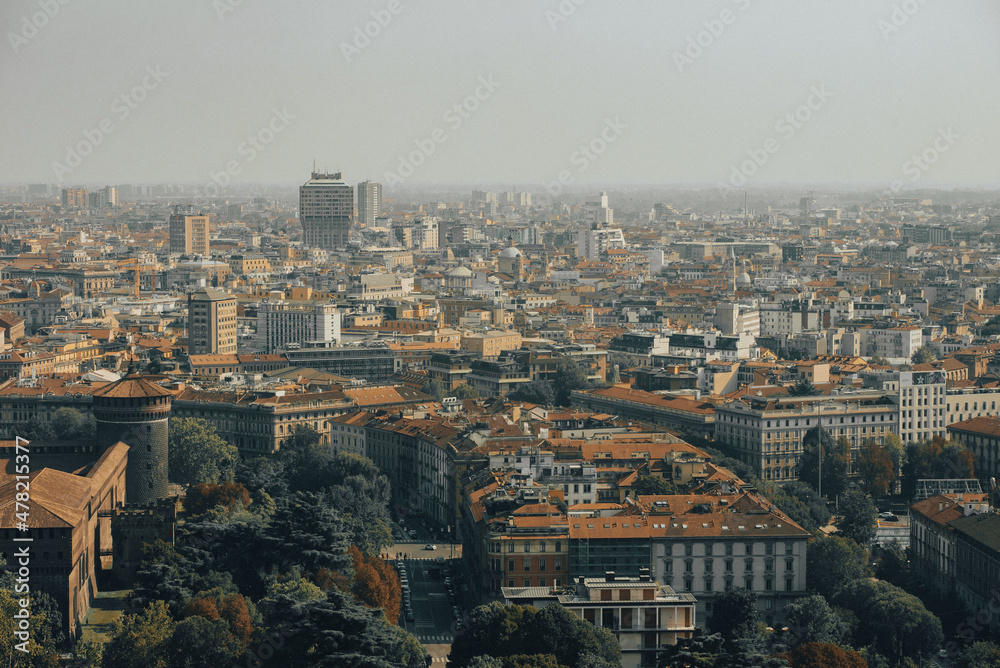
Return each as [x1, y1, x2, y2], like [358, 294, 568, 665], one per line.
[705, 544, 713, 556]
[539, 559, 546, 571]
[786, 578, 794, 591]
[555, 558, 562, 571]
[508, 559, 515, 571]
[725, 543, 733, 556]
[745, 577, 753, 590]
[508, 543, 514, 553]
[685, 544, 693, 556]
[524, 543, 530, 553]
[539, 542, 546, 552]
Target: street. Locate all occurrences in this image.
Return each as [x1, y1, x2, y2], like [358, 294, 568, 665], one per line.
[397, 553, 458, 649]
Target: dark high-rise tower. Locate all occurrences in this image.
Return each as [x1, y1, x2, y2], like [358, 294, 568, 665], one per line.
[299, 171, 354, 249]
[92, 374, 173, 505]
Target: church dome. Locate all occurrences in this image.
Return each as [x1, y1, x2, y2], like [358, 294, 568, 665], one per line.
[736, 272, 751, 286]
[499, 246, 522, 258]
[446, 265, 473, 278]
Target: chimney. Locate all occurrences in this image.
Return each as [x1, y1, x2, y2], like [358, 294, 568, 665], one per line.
[939, 502, 943, 511]
[605, 571, 616, 583]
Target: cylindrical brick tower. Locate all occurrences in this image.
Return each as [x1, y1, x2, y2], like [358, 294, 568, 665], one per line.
[92, 374, 173, 505]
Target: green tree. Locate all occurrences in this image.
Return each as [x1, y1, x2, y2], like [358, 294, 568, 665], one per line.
[954, 640, 1000, 668]
[911, 347, 936, 364]
[256, 491, 352, 577]
[868, 355, 891, 367]
[103, 600, 177, 668]
[165, 616, 243, 668]
[706, 588, 759, 646]
[788, 379, 820, 396]
[552, 356, 593, 406]
[856, 440, 895, 498]
[632, 474, 681, 496]
[263, 587, 428, 667]
[798, 427, 849, 499]
[882, 433, 904, 480]
[0, 587, 60, 667]
[448, 601, 620, 668]
[806, 535, 870, 599]
[453, 383, 481, 400]
[837, 490, 877, 546]
[50, 407, 96, 440]
[901, 438, 975, 499]
[426, 379, 446, 401]
[781, 594, 849, 649]
[169, 417, 239, 486]
[874, 540, 908, 587]
[509, 380, 556, 406]
[835, 579, 943, 666]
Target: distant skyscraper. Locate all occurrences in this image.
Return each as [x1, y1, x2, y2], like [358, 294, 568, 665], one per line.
[357, 180, 382, 228]
[300, 171, 354, 249]
[169, 208, 210, 256]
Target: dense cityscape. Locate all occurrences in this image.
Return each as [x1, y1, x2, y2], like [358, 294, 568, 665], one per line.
[3, 2, 1000, 668]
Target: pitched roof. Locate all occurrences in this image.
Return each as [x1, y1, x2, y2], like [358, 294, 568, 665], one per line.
[92, 374, 173, 398]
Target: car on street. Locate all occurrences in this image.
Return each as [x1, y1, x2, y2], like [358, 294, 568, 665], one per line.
[424, 543, 436, 550]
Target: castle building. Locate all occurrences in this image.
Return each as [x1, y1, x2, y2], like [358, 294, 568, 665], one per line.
[92, 374, 173, 504]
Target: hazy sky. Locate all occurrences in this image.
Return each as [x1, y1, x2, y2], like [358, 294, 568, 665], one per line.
[3, 0, 999, 190]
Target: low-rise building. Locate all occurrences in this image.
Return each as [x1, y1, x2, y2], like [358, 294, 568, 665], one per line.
[502, 571, 697, 668]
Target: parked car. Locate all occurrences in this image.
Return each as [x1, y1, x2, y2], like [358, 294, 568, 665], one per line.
[424, 543, 436, 550]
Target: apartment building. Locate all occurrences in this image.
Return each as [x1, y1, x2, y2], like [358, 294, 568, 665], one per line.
[256, 301, 341, 351]
[187, 287, 237, 355]
[488, 503, 570, 591]
[460, 330, 522, 358]
[863, 369, 947, 443]
[909, 493, 990, 596]
[714, 391, 898, 481]
[567, 493, 810, 626]
[169, 213, 211, 255]
[503, 572, 697, 668]
[171, 387, 355, 455]
[947, 417, 1000, 481]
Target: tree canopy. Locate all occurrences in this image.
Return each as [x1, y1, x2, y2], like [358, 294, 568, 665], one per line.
[632, 474, 682, 496]
[837, 490, 877, 547]
[806, 535, 870, 600]
[448, 602, 620, 668]
[856, 440, 895, 498]
[168, 417, 239, 486]
[797, 427, 850, 499]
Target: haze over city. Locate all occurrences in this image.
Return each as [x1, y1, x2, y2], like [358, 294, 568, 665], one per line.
[3, 0, 1000, 188]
